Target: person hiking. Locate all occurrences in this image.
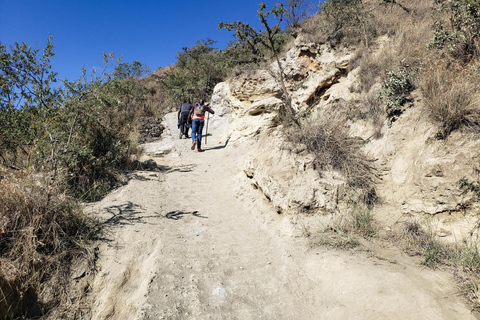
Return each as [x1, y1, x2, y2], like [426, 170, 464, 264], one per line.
[178, 100, 194, 139]
[189, 99, 214, 152]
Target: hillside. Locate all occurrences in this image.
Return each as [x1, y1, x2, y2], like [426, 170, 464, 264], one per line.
[3, 0, 480, 318]
[82, 1, 480, 317]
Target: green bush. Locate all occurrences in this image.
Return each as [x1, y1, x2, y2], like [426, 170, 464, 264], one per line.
[376, 66, 415, 124]
[0, 38, 145, 317]
[162, 39, 230, 105]
[61, 69, 143, 201]
[458, 176, 480, 199]
[429, 0, 480, 63]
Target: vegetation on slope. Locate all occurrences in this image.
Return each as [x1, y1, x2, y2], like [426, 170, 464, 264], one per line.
[4, 0, 480, 317]
[0, 38, 153, 318]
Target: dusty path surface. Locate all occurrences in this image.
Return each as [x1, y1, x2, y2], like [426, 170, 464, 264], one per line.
[87, 111, 478, 320]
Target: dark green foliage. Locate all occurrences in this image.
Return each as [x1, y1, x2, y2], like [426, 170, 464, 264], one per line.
[0, 37, 148, 317]
[113, 60, 152, 80]
[376, 66, 415, 124]
[1, 41, 144, 201]
[458, 176, 480, 199]
[0, 34, 63, 166]
[162, 39, 227, 105]
[61, 69, 143, 201]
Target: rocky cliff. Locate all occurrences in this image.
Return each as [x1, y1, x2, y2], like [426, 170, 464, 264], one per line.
[210, 35, 480, 243]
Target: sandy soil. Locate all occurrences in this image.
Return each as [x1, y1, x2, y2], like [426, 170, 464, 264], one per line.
[86, 111, 478, 320]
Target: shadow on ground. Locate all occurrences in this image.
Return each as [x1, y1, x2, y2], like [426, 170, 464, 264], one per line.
[164, 210, 208, 220]
[97, 201, 163, 242]
[204, 135, 230, 151]
[166, 164, 196, 173]
[102, 201, 145, 227]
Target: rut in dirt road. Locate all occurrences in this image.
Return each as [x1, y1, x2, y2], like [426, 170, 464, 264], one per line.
[87, 111, 477, 320]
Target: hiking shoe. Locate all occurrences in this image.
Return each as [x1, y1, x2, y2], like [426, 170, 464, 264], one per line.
[191, 141, 196, 150]
[179, 133, 183, 139]
[197, 148, 204, 152]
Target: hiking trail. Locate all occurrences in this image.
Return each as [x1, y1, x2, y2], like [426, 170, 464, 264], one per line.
[86, 111, 478, 320]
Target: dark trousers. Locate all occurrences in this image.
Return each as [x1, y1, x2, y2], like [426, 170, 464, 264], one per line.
[179, 111, 190, 136]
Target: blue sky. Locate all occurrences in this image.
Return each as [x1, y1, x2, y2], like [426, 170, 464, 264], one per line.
[0, 0, 319, 82]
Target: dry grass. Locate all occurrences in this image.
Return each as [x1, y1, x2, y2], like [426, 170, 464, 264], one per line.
[397, 219, 480, 307]
[420, 62, 480, 138]
[360, 93, 384, 139]
[289, 108, 377, 205]
[351, 1, 435, 93]
[0, 168, 97, 319]
[313, 197, 376, 250]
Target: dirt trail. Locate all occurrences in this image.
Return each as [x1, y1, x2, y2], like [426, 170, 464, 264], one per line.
[87, 111, 478, 320]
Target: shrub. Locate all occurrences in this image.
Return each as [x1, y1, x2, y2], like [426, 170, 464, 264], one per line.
[376, 66, 415, 124]
[401, 221, 447, 268]
[454, 238, 480, 273]
[61, 73, 142, 201]
[320, 0, 370, 46]
[289, 108, 376, 205]
[351, 206, 376, 237]
[428, 0, 480, 63]
[458, 175, 480, 199]
[420, 62, 480, 138]
[0, 38, 144, 317]
[0, 169, 97, 318]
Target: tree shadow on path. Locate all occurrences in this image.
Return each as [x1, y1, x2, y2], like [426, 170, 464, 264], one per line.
[165, 164, 196, 173]
[103, 201, 145, 227]
[96, 201, 164, 242]
[164, 210, 208, 220]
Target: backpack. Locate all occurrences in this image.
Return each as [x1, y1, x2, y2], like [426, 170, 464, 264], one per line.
[195, 104, 206, 116]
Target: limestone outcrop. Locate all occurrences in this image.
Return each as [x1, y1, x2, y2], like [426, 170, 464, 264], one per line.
[210, 39, 355, 215]
[210, 36, 480, 241]
[244, 129, 344, 214]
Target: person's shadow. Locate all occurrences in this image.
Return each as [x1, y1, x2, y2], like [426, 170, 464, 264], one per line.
[204, 135, 230, 151]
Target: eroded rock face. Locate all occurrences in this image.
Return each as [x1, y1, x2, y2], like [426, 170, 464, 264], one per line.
[210, 40, 355, 144]
[229, 70, 282, 103]
[212, 77, 282, 142]
[355, 102, 480, 232]
[244, 129, 344, 214]
[212, 36, 480, 241]
[209, 41, 355, 215]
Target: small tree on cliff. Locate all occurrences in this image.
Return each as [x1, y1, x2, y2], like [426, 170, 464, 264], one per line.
[281, 0, 314, 35]
[219, 2, 298, 126]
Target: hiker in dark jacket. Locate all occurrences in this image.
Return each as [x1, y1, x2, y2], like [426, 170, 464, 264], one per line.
[189, 100, 214, 152]
[178, 100, 193, 139]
